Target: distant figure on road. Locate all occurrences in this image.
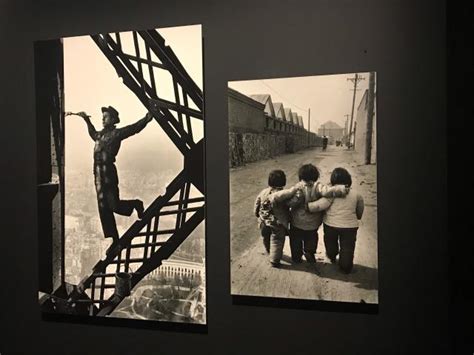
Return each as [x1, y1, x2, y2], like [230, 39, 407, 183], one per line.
[322, 136, 328, 151]
[305, 167, 365, 273]
[254, 170, 299, 268]
[67, 106, 154, 243]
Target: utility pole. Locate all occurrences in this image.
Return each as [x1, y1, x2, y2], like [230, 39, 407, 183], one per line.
[344, 114, 350, 147]
[347, 73, 365, 149]
[365, 72, 376, 164]
[307, 108, 311, 147]
[353, 121, 357, 150]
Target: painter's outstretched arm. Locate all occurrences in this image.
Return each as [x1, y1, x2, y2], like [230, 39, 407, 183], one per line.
[67, 111, 98, 140]
[117, 112, 154, 140]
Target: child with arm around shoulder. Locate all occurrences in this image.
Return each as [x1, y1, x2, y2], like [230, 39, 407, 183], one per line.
[286, 164, 349, 264]
[306, 168, 364, 274]
[254, 170, 300, 267]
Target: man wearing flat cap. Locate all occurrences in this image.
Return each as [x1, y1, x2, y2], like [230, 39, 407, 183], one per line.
[67, 106, 154, 242]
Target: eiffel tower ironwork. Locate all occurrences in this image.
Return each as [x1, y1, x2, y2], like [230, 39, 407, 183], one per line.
[41, 29, 205, 317]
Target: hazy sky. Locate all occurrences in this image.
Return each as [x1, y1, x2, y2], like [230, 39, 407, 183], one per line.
[228, 72, 371, 132]
[64, 24, 203, 172]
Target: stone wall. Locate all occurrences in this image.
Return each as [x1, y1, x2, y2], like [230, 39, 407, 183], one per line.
[228, 88, 322, 167]
[229, 131, 321, 167]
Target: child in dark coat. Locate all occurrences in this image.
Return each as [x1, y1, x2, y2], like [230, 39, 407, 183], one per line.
[289, 164, 348, 264]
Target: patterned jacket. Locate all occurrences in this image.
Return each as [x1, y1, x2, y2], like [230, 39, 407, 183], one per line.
[254, 186, 299, 229]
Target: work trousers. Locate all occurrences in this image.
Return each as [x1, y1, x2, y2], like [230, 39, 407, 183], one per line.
[94, 163, 140, 239]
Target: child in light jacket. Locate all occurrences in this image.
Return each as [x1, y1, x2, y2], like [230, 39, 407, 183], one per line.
[305, 167, 364, 273]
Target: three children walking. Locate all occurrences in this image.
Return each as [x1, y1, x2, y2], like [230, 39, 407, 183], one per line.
[254, 163, 364, 274]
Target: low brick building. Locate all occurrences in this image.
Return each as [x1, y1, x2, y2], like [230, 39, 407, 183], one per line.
[228, 88, 266, 133]
[228, 88, 322, 167]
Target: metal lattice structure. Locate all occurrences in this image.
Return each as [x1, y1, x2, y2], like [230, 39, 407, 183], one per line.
[63, 29, 205, 316]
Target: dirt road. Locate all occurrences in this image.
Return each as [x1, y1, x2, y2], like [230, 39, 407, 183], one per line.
[230, 146, 378, 304]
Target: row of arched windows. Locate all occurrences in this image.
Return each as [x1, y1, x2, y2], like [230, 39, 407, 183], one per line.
[147, 264, 203, 279]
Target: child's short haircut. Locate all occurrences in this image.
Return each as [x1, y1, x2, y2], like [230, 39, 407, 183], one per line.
[330, 167, 352, 187]
[298, 164, 319, 182]
[268, 170, 286, 188]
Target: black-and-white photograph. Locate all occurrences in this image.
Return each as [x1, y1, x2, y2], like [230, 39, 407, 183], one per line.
[36, 24, 206, 324]
[229, 72, 378, 305]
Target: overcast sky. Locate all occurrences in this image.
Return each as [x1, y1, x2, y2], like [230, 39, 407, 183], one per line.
[64, 24, 202, 172]
[228, 72, 371, 132]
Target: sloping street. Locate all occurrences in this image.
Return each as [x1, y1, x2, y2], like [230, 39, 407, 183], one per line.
[230, 145, 378, 304]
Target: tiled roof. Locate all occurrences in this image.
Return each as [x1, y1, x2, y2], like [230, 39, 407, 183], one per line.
[291, 112, 299, 124]
[250, 94, 275, 117]
[249, 94, 270, 105]
[273, 102, 285, 120]
[298, 115, 304, 127]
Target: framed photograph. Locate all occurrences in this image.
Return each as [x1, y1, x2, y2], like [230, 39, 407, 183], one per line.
[36, 24, 207, 327]
[228, 72, 378, 311]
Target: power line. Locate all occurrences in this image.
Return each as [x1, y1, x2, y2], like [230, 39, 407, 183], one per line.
[259, 80, 307, 113]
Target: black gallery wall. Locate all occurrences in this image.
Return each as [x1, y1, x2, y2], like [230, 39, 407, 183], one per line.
[0, 0, 460, 354]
